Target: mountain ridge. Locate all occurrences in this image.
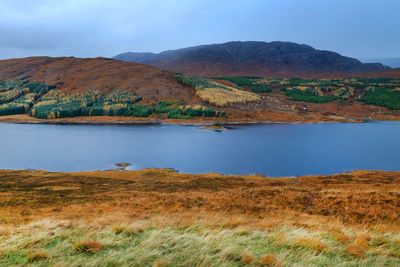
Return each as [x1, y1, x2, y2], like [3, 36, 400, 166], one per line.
[361, 57, 400, 68]
[113, 41, 390, 77]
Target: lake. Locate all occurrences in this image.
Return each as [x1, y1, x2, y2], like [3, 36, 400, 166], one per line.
[0, 121, 399, 177]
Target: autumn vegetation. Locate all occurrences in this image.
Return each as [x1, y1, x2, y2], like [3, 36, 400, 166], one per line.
[174, 74, 261, 107]
[0, 77, 225, 120]
[1, 74, 400, 123]
[0, 169, 398, 266]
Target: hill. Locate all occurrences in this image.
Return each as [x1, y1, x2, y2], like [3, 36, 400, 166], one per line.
[0, 56, 197, 105]
[361, 57, 400, 68]
[113, 41, 390, 77]
[0, 56, 399, 123]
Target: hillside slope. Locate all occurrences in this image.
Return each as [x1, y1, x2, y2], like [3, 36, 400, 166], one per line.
[0, 56, 197, 105]
[113, 41, 390, 77]
[0, 56, 399, 123]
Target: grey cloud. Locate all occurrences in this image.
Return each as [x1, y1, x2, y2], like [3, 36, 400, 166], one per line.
[0, 0, 398, 60]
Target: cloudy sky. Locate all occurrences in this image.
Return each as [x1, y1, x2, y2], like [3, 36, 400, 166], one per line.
[0, 0, 399, 60]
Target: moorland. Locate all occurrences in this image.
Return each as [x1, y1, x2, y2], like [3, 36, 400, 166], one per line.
[0, 57, 400, 124]
[0, 169, 399, 266]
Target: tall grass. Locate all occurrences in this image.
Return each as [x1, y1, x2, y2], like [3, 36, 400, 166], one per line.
[197, 86, 260, 107]
[0, 220, 398, 266]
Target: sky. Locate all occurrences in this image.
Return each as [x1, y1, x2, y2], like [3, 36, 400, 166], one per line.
[0, 0, 399, 60]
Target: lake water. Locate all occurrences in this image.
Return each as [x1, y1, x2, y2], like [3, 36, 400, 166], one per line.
[0, 121, 399, 177]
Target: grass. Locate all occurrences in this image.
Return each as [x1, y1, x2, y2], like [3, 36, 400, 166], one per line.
[196, 86, 260, 107]
[0, 169, 398, 266]
[0, 220, 398, 266]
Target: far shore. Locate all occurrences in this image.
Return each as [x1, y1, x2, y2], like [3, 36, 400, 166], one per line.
[0, 113, 386, 126]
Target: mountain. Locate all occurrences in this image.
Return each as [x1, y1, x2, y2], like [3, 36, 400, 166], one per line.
[0, 56, 199, 105]
[360, 57, 400, 68]
[113, 41, 390, 77]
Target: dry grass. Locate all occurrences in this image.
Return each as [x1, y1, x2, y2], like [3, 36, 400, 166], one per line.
[73, 240, 104, 253]
[295, 237, 328, 252]
[241, 253, 255, 264]
[0, 169, 399, 266]
[346, 244, 366, 258]
[152, 258, 169, 267]
[196, 85, 261, 107]
[260, 253, 280, 266]
[1, 169, 398, 227]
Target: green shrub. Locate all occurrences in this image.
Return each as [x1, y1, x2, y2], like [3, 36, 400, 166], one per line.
[359, 87, 400, 110]
[155, 101, 225, 119]
[30, 90, 149, 119]
[167, 109, 191, 119]
[174, 73, 230, 91]
[252, 86, 272, 93]
[282, 88, 336, 103]
[0, 88, 29, 104]
[154, 101, 180, 114]
[25, 82, 53, 94]
[213, 77, 259, 87]
[0, 103, 28, 115]
[103, 90, 143, 104]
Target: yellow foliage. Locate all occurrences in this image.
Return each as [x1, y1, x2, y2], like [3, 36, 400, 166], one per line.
[196, 86, 260, 107]
[47, 112, 56, 119]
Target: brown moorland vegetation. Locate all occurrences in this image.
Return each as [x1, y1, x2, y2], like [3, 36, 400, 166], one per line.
[1, 57, 400, 124]
[0, 169, 399, 266]
[0, 57, 199, 106]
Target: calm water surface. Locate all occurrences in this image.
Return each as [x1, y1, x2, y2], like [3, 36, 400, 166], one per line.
[0, 121, 399, 177]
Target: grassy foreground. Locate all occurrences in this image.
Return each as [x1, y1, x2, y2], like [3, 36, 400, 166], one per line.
[0, 169, 399, 266]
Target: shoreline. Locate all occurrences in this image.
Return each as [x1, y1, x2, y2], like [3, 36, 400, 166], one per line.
[2, 167, 399, 178]
[0, 114, 377, 126]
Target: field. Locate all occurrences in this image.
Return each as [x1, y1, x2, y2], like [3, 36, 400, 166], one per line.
[0, 169, 399, 266]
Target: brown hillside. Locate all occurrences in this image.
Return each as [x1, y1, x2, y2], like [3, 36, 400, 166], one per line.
[328, 68, 400, 79]
[0, 56, 199, 105]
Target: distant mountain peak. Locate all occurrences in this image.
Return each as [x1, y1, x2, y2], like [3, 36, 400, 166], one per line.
[113, 41, 390, 77]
